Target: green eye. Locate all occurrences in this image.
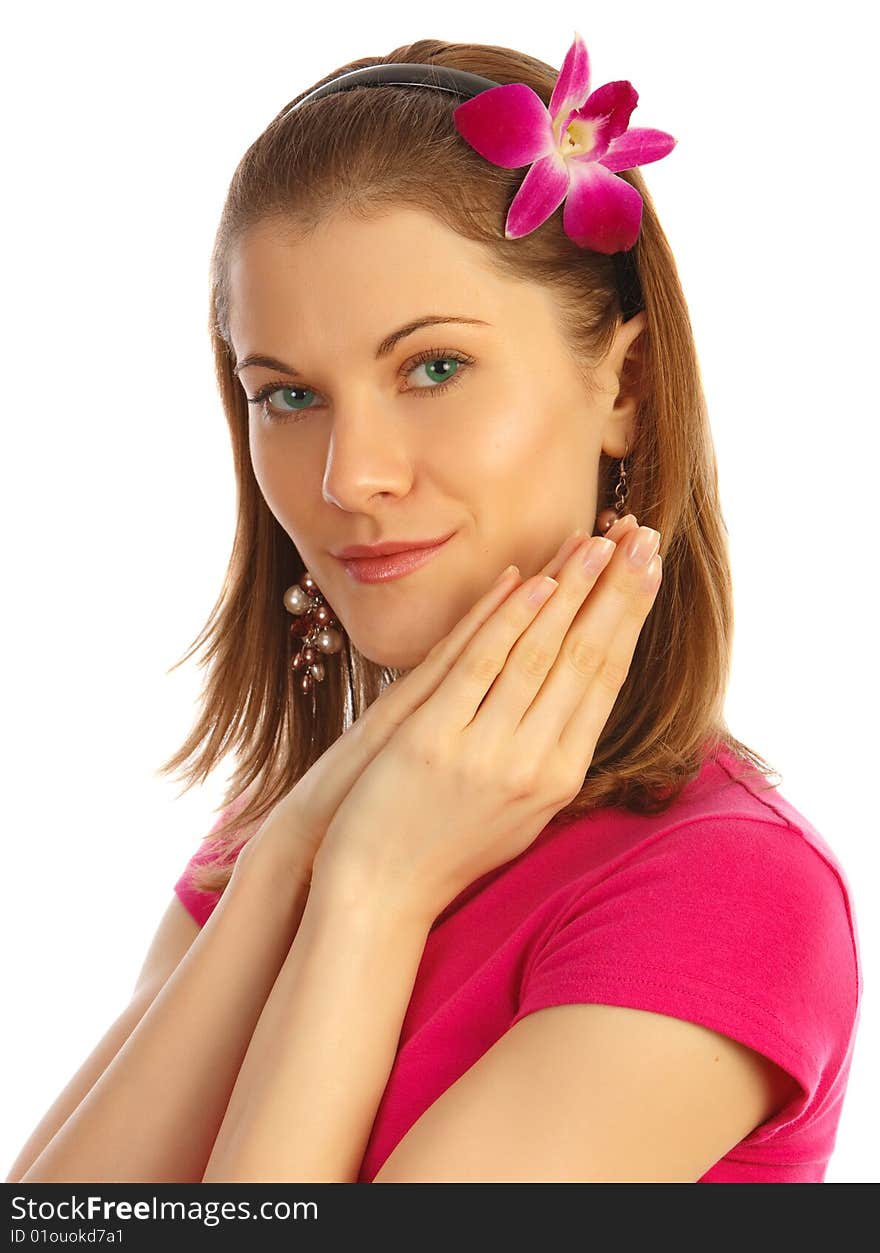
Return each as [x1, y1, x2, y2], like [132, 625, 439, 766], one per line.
[246, 347, 474, 424]
[267, 386, 314, 412]
[410, 357, 461, 387]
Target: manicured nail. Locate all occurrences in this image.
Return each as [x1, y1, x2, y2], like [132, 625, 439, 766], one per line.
[527, 576, 558, 607]
[559, 528, 588, 558]
[624, 527, 661, 566]
[579, 536, 615, 574]
[606, 514, 638, 539]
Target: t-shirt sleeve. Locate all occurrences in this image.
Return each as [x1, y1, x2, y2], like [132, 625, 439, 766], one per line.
[173, 791, 254, 928]
[510, 815, 859, 1122]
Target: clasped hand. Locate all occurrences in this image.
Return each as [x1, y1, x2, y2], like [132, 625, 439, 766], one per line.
[311, 520, 662, 925]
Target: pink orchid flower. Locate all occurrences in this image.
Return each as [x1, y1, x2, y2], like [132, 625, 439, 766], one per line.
[452, 31, 677, 254]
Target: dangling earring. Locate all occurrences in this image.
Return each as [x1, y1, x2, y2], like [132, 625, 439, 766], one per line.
[282, 572, 346, 695]
[594, 437, 631, 536]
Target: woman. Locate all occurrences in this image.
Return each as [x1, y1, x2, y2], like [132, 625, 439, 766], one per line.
[8, 33, 861, 1184]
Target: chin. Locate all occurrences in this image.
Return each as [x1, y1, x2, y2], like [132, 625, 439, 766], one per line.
[350, 632, 431, 673]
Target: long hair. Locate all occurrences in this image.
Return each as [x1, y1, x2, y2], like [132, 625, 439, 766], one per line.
[156, 37, 780, 897]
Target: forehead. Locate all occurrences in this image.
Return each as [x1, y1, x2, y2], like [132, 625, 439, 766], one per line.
[226, 207, 529, 354]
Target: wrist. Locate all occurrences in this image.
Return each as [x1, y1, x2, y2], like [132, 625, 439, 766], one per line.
[233, 814, 314, 894]
[310, 846, 437, 936]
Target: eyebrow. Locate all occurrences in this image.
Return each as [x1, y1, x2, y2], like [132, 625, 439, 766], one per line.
[232, 314, 491, 377]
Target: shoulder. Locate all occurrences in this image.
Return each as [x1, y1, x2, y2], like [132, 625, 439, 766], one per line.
[614, 746, 856, 952]
[602, 810, 857, 990]
[549, 799, 853, 930]
[653, 809, 847, 900]
[667, 803, 856, 971]
[173, 782, 264, 926]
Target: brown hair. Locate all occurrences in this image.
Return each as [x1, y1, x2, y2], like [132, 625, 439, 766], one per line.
[157, 37, 780, 899]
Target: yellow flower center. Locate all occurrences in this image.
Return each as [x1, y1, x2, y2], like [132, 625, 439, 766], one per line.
[560, 117, 596, 158]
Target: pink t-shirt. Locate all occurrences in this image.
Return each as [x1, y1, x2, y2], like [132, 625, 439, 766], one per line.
[174, 745, 862, 1183]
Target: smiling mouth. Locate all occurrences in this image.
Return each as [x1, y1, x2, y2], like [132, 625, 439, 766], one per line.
[336, 533, 457, 584]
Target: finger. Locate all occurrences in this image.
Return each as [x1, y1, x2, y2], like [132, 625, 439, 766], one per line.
[420, 564, 569, 730]
[362, 523, 631, 739]
[447, 521, 623, 628]
[520, 527, 662, 759]
[489, 527, 591, 597]
[556, 549, 661, 758]
[469, 534, 617, 742]
[374, 528, 587, 715]
[602, 513, 639, 544]
[393, 521, 630, 700]
[300, 527, 631, 838]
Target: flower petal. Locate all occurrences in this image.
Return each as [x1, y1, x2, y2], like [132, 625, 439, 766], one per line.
[453, 83, 555, 168]
[505, 151, 570, 239]
[548, 30, 591, 124]
[599, 126, 678, 173]
[570, 80, 639, 160]
[562, 160, 644, 253]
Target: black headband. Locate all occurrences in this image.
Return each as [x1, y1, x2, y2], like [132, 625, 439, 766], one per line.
[281, 62, 644, 322]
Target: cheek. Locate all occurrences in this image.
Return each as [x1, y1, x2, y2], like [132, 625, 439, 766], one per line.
[249, 423, 314, 531]
[454, 375, 588, 526]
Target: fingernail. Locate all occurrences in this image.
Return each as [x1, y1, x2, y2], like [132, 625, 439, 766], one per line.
[605, 514, 638, 540]
[580, 536, 615, 573]
[527, 576, 558, 607]
[561, 527, 588, 556]
[624, 527, 661, 566]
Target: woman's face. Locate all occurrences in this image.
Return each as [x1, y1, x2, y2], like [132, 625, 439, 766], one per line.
[228, 207, 645, 670]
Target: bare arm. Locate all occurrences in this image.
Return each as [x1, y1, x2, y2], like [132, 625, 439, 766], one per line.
[9, 532, 616, 1184]
[202, 868, 431, 1183]
[11, 826, 309, 1184]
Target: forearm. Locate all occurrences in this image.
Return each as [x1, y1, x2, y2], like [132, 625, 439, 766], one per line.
[202, 869, 432, 1183]
[19, 833, 310, 1184]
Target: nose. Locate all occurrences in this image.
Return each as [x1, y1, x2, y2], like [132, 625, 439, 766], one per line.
[321, 399, 417, 513]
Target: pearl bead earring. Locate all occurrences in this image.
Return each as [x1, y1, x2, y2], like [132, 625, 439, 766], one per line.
[282, 571, 346, 695]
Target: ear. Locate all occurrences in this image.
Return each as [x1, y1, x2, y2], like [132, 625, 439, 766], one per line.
[604, 310, 647, 454]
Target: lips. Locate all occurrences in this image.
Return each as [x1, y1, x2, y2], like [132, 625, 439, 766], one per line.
[333, 532, 457, 559]
[338, 533, 456, 583]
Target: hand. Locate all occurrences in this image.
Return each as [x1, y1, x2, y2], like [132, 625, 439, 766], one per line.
[311, 519, 662, 924]
[237, 514, 640, 883]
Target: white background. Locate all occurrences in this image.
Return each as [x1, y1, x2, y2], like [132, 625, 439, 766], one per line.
[2, 0, 876, 1183]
